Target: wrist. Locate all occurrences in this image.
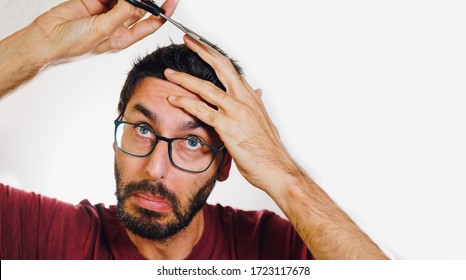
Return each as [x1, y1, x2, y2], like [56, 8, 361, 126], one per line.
[1, 25, 52, 70]
[23, 20, 57, 68]
[264, 164, 312, 204]
[0, 22, 54, 96]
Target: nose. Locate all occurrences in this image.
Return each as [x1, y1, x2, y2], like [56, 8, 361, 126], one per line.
[144, 140, 171, 181]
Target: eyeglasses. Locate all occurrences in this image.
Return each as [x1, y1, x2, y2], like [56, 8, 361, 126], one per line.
[114, 120, 224, 173]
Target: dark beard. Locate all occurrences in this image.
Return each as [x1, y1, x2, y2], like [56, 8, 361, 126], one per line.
[114, 164, 217, 241]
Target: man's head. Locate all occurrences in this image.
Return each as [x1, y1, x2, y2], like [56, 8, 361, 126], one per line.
[114, 44, 241, 241]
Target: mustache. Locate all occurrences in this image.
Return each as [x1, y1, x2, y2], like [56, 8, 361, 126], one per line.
[118, 180, 179, 210]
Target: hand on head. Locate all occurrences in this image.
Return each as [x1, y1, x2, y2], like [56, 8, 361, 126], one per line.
[165, 35, 293, 194]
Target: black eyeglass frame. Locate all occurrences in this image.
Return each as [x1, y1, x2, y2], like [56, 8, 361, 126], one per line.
[114, 119, 225, 173]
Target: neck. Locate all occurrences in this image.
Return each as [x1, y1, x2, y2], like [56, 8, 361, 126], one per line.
[126, 209, 205, 260]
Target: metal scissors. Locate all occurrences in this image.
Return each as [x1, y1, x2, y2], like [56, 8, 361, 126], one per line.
[125, 0, 218, 53]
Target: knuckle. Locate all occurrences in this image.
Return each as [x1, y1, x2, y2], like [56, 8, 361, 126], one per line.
[202, 81, 226, 99]
[195, 101, 209, 114]
[194, 102, 217, 124]
[134, 7, 145, 18]
[218, 55, 233, 66]
[205, 111, 217, 124]
[210, 88, 226, 99]
[211, 55, 232, 69]
[203, 80, 217, 91]
[121, 2, 136, 17]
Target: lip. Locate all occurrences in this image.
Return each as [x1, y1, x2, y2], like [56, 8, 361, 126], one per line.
[132, 192, 173, 212]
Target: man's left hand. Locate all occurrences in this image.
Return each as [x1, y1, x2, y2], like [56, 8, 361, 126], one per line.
[165, 35, 299, 196]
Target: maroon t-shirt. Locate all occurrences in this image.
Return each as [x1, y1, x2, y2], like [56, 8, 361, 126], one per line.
[0, 184, 311, 259]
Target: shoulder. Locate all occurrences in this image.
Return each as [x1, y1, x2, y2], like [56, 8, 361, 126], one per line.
[0, 184, 132, 259]
[205, 203, 289, 231]
[197, 204, 310, 259]
[1, 183, 103, 224]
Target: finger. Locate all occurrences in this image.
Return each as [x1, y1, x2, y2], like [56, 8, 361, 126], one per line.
[160, 0, 180, 18]
[167, 95, 223, 129]
[122, 7, 146, 28]
[241, 75, 255, 93]
[125, 0, 179, 29]
[94, 0, 139, 37]
[94, 0, 180, 52]
[97, 0, 179, 38]
[94, 17, 166, 52]
[183, 35, 250, 97]
[122, 0, 182, 28]
[81, 0, 118, 15]
[164, 68, 234, 111]
[184, 36, 261, 107]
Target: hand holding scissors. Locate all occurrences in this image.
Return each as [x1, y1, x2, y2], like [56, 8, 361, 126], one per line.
[125, 0, 218, 53]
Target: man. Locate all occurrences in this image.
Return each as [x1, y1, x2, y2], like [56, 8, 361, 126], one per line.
[0, 0, 388, 259]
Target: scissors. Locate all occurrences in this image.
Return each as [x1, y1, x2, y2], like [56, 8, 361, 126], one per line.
[125, 0, 218, 53]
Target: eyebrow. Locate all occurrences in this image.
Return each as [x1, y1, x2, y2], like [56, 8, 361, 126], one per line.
[132, 103, 157, 123]
[132, 103, 208, 132]
[178, 120, 207, 131]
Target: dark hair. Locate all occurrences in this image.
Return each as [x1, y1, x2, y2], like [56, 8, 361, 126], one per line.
[118, 44, 243, 115]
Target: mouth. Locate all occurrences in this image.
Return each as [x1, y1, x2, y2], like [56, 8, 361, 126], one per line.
[131, 191, 173, 213]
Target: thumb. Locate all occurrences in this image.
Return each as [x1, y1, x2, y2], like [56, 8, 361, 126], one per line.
[93, 0, 137, 38]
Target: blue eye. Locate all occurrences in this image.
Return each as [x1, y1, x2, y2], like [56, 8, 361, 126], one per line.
[135, 125, 152, 138]
[185, 137, 202, 150]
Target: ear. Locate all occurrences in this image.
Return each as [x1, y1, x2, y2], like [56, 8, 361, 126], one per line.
[217, 151, 232, 182]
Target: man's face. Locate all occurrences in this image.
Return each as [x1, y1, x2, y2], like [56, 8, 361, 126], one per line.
[114, 77, 230, 241]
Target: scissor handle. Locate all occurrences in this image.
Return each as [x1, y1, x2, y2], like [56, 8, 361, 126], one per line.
[125, 0, 165, 16]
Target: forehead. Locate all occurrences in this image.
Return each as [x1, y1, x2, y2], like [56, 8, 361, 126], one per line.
[129, 77, 201, 106]
[125, 77, 212, 133]
[126, 77, 202, 119]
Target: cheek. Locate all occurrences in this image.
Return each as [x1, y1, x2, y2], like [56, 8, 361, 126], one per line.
[191, 170, 217, 191]
[166, 171, 215, 204]
[167, 171, 199, 193]
[115, 152, 145, 182]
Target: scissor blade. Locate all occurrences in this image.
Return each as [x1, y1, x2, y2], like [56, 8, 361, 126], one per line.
[158, 13, 218, 53]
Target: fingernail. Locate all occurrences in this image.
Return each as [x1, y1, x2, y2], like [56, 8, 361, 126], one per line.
[168, 95, 177, 102]
[165, 68, 176, 75]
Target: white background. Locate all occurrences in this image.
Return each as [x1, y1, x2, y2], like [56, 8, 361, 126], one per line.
[1, 0, 465, 260]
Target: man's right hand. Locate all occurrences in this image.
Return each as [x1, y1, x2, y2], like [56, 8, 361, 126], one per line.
[34, 0, 179, 60]
[0, 0, 179, 97]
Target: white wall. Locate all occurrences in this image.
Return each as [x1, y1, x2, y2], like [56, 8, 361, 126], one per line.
[1, 0, 465, 259]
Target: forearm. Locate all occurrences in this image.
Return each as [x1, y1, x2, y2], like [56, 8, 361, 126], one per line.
[163, 34, 388, 259]
[270, 166, 388, 260]
[0, 22, 53, 99]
